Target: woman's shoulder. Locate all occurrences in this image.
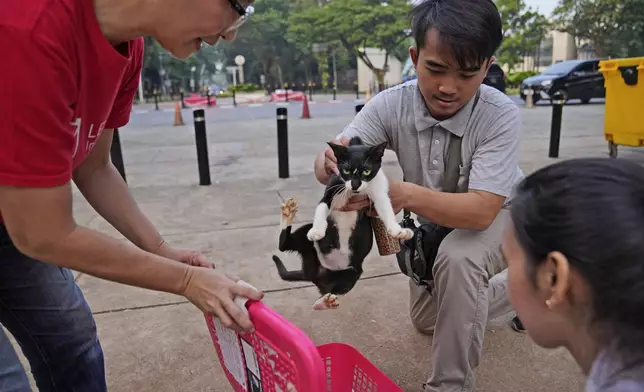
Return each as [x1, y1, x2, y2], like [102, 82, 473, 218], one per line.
[586, 349, 644, 392]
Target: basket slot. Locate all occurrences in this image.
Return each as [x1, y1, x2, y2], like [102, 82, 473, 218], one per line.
[248, 332, 299, 391]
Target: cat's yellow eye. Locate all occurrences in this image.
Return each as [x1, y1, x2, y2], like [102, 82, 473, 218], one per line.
[363, 169, 372, 176]
[342, 168, 351, 175]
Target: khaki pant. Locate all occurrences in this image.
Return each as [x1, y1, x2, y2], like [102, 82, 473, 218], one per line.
[409, 208, 514, 392]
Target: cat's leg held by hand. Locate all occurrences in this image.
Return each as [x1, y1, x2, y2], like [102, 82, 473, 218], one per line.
[307, 202, 329, 241]
[313, 293, 339, 310]
[369, 176, 413, 240]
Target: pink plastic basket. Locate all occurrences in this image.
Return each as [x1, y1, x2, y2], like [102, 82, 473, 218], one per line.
[205, 299, 403, 392]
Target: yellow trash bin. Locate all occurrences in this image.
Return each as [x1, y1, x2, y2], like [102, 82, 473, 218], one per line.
[598, 57, 644, 157]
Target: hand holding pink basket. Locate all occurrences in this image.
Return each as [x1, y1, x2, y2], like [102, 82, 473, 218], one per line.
[205, 280, 404, 391]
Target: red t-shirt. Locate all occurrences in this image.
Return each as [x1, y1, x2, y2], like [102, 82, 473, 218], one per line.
[0, 0, 143, 223]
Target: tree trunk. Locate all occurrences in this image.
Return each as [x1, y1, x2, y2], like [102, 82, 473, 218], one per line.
[375, 69, 385, 92]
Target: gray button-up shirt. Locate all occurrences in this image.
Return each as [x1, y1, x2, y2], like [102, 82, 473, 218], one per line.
[339, 80, 524, 206]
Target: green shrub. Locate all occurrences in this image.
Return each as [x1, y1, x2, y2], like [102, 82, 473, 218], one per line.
[228, 83, 261, 93]
[506, 71, 540, 87]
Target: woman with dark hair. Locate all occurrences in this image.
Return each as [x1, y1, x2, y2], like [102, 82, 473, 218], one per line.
[502, 157, 644, 391]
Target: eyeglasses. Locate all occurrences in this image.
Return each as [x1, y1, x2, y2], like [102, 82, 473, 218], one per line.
[225, 0, 254, 32]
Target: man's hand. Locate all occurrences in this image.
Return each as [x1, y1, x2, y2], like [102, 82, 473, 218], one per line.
[156, 241, 213, 269]
[323, 135, 350, 176]
[182, 268, 264, 333]
[338, 194, 371, 211]
[338, 180, 410, 216]
[314, 136, 350, 184]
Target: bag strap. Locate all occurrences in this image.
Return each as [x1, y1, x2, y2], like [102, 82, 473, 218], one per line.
[402, 89, 480, 220]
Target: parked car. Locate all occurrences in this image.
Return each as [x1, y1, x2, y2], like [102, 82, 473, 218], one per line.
[520, 59, 606, 104]
[483, 62, 506, 93]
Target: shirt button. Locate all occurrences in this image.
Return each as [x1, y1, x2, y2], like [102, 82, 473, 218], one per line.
[432, 160, 438, 165]
[434, 140, 439, 145]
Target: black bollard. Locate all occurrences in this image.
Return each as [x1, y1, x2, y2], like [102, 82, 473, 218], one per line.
[355, 104, 364, 114]
[180, 91, 186, 109]
[110, 128, 126, 183]
[232, 89, 237, 107]
[548, 91, 566, 158]
[333, 87, 337, 101]
[276, 107, 289, 178]
[154, 90, 159, 111]
[193, 109, 211, 186]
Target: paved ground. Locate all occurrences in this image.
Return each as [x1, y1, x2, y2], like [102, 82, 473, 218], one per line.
[7, 97, 642, 392]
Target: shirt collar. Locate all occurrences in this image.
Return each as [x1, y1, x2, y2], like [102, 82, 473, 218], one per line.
[413, 83, 479, 137]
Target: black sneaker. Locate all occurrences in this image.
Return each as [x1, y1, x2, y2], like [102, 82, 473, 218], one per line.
[510, 316, 526, 333]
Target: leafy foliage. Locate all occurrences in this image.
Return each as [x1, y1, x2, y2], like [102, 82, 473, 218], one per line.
[289, 0, 412, 88]
[552, 0, 644, 58]
[142, 36, 226, 95]
[494, 0, 551, 71]
[506, 71, 540, 87]
[140, 0, 641, 96]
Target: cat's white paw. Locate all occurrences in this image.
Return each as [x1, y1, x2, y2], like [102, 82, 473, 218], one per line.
[280, 198, 298, 225]
[388, 226, 414, 240]
[313, 293, 339, 310]
[307, 226, 326, 241]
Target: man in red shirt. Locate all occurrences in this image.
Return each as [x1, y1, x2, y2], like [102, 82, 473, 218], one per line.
[0, 0, 262, 390]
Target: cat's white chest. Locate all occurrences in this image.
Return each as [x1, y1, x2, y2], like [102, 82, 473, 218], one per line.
[315, 210, 357, 270]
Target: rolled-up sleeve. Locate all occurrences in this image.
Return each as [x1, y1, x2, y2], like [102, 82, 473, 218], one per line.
[468, 103, 522, 198]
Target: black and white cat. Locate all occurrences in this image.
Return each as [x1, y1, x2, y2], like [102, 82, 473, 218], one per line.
[271, 136, 414, 310]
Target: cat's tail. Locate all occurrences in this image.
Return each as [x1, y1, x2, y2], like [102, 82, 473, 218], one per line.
[271, 255, 309, 282]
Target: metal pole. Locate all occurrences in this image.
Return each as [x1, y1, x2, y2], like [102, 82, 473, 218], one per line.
[110, 128, 126, 183]
[193, 109, 211, 185]
[276, 107, 289, 178]
[332, 50, 337, 99]
[548, 92, 565, 158]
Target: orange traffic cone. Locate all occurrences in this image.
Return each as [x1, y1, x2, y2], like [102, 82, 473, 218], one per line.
[173, 101, 184, 126]
[301, 95, 311, 119]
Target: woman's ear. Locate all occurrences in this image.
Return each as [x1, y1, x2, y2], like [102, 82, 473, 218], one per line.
[538, 251, 571, 310]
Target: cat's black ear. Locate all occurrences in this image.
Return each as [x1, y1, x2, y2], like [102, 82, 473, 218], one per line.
[327, 142, 349, 160]
[368, 141, 388, 159]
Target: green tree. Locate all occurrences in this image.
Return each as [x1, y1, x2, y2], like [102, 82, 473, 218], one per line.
[289, 0, 412, 91]
[552, 0, 626, 57]
[611, 0, 644, 57]
[142, 37, 225, 95]
[494, 0, 551, 71]
[218, 0, 319, 90]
